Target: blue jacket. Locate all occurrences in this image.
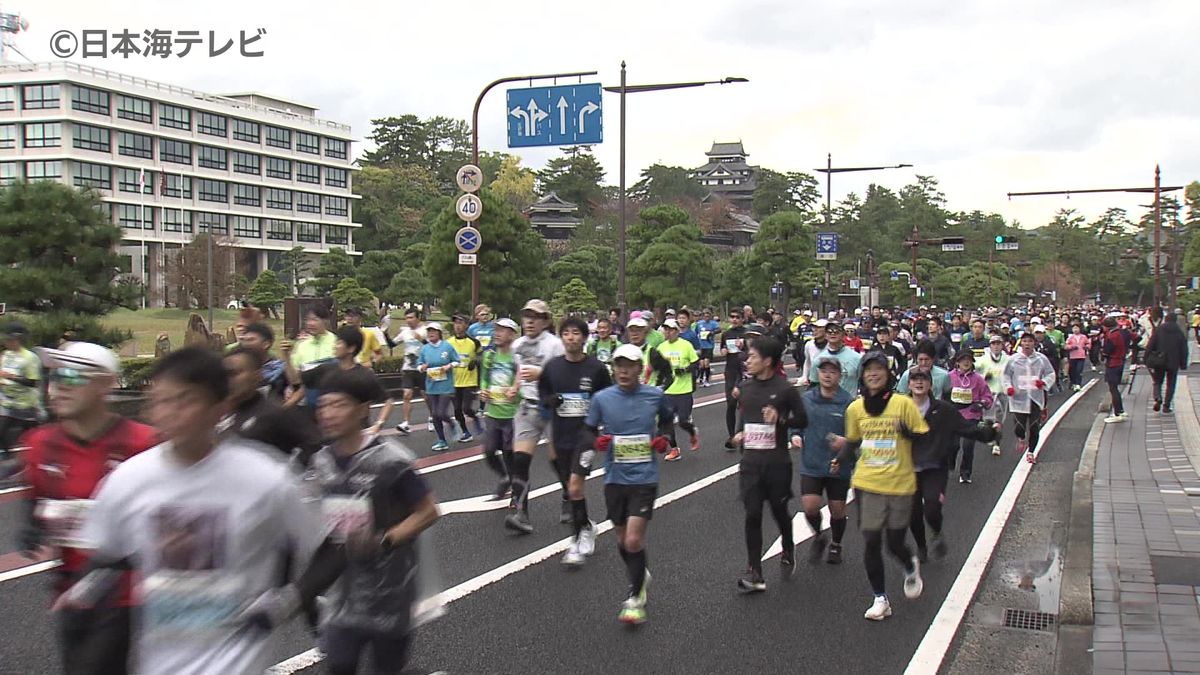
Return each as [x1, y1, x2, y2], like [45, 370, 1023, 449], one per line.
[797, 387, 855, 479]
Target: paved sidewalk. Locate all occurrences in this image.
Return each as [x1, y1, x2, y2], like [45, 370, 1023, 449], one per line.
[1091, 357, 1200, 674]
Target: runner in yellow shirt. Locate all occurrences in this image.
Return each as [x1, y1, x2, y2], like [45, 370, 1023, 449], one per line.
[656, 319, 700, 462]
[448, 314, 485, 442]
[343, 308, 383, 368]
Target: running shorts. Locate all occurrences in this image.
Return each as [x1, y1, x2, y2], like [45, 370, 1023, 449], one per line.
[799, 475, 850, 502]
[856, 490, 912, 530]
[605, 483, 658, 525]
[401, 370, 423, 391]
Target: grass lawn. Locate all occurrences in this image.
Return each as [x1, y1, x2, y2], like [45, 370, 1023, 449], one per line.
[102, 308, 284, 356]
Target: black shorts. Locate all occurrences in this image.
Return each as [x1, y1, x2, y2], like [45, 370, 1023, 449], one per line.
[568, 446, 596, 477]
[605, 483, 658, 525]
[739, 460, 793, 506]
[799, 475, 851, 502]
[401, 370, 424, 391]
[699, 348, 714, 361]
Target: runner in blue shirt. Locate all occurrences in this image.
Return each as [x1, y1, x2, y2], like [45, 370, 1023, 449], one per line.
[467, 303, 496, 351]
[418, 323, 460, 451]
[695, 308, 720, 388]
[586, 343, 674, 626]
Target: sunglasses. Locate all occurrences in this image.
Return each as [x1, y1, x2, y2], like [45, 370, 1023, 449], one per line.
[49, 367, 97, 387]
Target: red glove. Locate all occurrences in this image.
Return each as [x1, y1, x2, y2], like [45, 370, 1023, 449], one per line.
[651, 436, 671, 454]
[594, 434, 613, 452]
[1040, 408, 1049, 423]
[1034, 379, 1045, 389]
[1006, 387, 1015, 396]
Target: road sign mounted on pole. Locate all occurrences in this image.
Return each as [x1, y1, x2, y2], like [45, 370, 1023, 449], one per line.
[458, 254, 477, 266]
[456, 194, 483, 222]
[816, 232, 838, 260]
[456, 164, 483, 193]
[455, 226, 482, 254]
[941, 237, 965, 252]
[506, 83, 603, 148]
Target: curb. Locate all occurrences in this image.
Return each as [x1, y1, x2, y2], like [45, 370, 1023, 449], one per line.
[1058, 405, 1104, 626]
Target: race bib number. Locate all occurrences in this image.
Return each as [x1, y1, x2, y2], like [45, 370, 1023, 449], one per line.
[557, 393, 590, 418]
[725, 339, 741, 353]
[950, 386, 975, 405]
[743, 423, 776, 450]
[489, 385, 513, 403]
[478, 335, 492, 347]
[664, 351, 685, 368]
[861, 438, 898, 468]
[613, 434, 652, 463]
[142, 571, 244, 641]
[322, 496, 372, 544]
[951, 333, 962, 343]
[699, 330, 711, 341]
[35, 499, 94, 549]
[861, 339, 874, 350]
[428, 367, 447, 381]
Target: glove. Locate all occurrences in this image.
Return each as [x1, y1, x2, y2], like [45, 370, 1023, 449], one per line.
[1006, 387, 1015, 396]
[651, 436, 671, 454]
[233, 584, 301, 632]
[594, 434, 613, 452]
[1040, 408, 1049, 423]
[1034, 379, 1045, 389]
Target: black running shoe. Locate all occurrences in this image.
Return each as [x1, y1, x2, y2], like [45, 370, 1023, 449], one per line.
[825, 543, 843, 565]
[504, 511, 533, 534]
[808, 534, 827, 565]
[737, 568, 766, 594]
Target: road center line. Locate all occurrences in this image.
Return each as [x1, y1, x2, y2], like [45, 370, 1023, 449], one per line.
[903, 379, 1097, 675]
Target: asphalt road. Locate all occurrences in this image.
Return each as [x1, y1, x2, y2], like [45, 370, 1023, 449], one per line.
[0, 364, 1094, 675]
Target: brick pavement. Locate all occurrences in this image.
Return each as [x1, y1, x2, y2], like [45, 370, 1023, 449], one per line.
[1091, 357, 1200, 674]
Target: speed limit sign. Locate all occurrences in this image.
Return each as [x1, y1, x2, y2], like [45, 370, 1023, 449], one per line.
[456, 194, 483, 222]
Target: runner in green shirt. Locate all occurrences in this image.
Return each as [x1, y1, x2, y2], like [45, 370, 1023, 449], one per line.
[1, 323, 41, 464]
[587, 318, 621, 377]
[480, 318, 520, 500]
[656, 319, 700, 462]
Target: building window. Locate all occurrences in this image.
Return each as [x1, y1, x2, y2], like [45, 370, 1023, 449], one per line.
[232, 215, 261, 238]
[118, 131, 154, 159]
[0, 162, 19, 185]
[0, 86, 14, 111]
[232, 119, 260, 143]
[160, 139, 192, 165]
[296, 192, 321, 214]
[25, 160, 63, 181]
[71, 85, 110, 115]
[72, 124, 111, 152]
[266, 187, 292, 211]
[266, 218, 293, 241]
[325, 225, 349, 245]
[325, 196, 349, 217]
[325, 138, 348, 160]
[265, 157, 291, 180]
[162, 174, 192, 199]
[233, 183, 260, 207]
[196, 111, 227, 138]
[265, 125, 291, 149]
[159, 103, 191, 131]
[196, 212, 228, 235]
[296, 222, 321, 243]
[117, 94, 152, 123]
[232, 151, 260, 175]
[116, 204, 152, 230]
[296, 132, 320, 154]
[73, 161, 111, 190]
[197, 145, 227, 170]
[163, 209, 193, 233]
[296, 162, 320, 184]
[117, 168, 153, 195]
[0, 124, 14, 149]
[324, 167, 348, 189]
[197, 178, 227, 203]
[23, 122, 62, 148]
[22, 84, 60, 110]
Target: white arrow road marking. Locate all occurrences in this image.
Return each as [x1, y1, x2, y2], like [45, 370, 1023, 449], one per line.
[556, 96, 568, 134]
[578, 101, 600, 134]
[509, 107, 530, 136]
[762, 490, 857, 560]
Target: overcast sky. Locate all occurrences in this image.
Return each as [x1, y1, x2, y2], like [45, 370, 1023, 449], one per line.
[13, 0, 1200, 228]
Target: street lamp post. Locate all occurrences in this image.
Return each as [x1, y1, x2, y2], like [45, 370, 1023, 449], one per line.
[814, 156, 912, 314]
[602, 64, 748, 315]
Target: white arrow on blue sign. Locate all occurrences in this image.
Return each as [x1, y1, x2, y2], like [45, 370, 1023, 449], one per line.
[507, 83, 603, 148]
[816, 232, 838, 260]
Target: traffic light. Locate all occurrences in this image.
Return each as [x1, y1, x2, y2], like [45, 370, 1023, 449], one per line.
[994, 235, 1004, 244]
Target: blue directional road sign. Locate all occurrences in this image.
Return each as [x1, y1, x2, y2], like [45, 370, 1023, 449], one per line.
[816, 232, 838, 261]
[455, 226, 481, 254]
[506, 83, 603, 148]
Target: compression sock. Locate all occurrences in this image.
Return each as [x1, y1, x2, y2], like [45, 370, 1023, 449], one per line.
[831, 516, 847, 544]
[510, 452, 532, 512]
[805, 511, 823, 536]
[572, 499, 588, 537]
[627, 549, 647, 597]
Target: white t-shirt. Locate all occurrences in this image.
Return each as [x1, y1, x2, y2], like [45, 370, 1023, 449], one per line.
[396, 326, 425, 371]
[512, 331, 565, 402]
[82, 440, 323, 675]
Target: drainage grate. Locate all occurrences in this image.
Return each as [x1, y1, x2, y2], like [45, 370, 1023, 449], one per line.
[1003, 608, 1057, 632]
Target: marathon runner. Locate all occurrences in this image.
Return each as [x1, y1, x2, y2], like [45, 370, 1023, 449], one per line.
[695, 308, 720, 387]
[586, 343, 675, 625]
[732, 336, 807, 592]
[448, 314, 485, 443]
[1, 323, 43, 470]
[975, 334, 1010, 456]
[468, 303, 496, 350]
[1004, 331, 1057, 463]
[539, 317, 612, 566]
[947, 350, 993, 484]
[897, 341, 951, 399]
[807, 322, 862, 397]
[656, 318, 700, 462]
[393, 308, 429, 436]
[418, 323, 459, 452]
[961, 319, 990, 359]
[480, 318, 521, 500]
[831, 352, 929, 621]
[1099, 316, 1129, 425]
[585, 317, 620, 377]
[20, 342, 158, 675]
[797, 355, 854, 565]
[221, 346, 321, 464]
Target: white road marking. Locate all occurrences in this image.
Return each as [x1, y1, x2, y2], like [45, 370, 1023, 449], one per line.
[903, 378, 1097, 675]
[762, 490, 858, 560]
[0, 486, 27, 496]
[437, 469, 607, 514]
[0, 559, 61, 584]
[265, 648, 324, 675]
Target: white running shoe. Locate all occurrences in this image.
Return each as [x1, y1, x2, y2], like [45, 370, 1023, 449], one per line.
[1104, 415, 1126, 424]
[904, 556, 924, 599]
[864, 595, 892, 621]
[991, 443, 1001, 456]
[561, 541, 585, 567]
[427, 420, 435, 433]
[577, 521, 597, 556]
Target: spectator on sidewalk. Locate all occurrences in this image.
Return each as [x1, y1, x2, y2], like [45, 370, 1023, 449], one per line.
[1145, 307, 1189, 414]
[1100, 316, 1129, 424]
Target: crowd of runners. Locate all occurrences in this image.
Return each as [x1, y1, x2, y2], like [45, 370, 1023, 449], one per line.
[0, 297, 1195, 674]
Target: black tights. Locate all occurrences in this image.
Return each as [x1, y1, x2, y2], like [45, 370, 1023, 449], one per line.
[910, 468, 948, 550]
[862, 528, 913, 596]
[1014, 401, 1043, 451]
[745, 497, 793, 571]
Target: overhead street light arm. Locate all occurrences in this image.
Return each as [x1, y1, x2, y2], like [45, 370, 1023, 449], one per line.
[1007, 185, 1183, 198]
[603, 77, 748, 94]
[816, 163, 913, 174]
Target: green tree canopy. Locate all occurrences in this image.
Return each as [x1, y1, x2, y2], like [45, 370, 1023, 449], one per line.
[361, 114, 470, 190]
[355, 250, 405, 298]
[751, 169, 820, 220]
[311, 247, 356, 296]
[628, 223, 712, 310]
[331, 277, 376, 314]
[247, 269, 288, 312]
[629, 164, 707, 205]
[274, 246, 313, 296]
[536, 146, 606, 217]
[548, 244, 617, 309]
[749, 210, 818, 309]
[551, 277, 598, 315]
[352, 164, 440, 252]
